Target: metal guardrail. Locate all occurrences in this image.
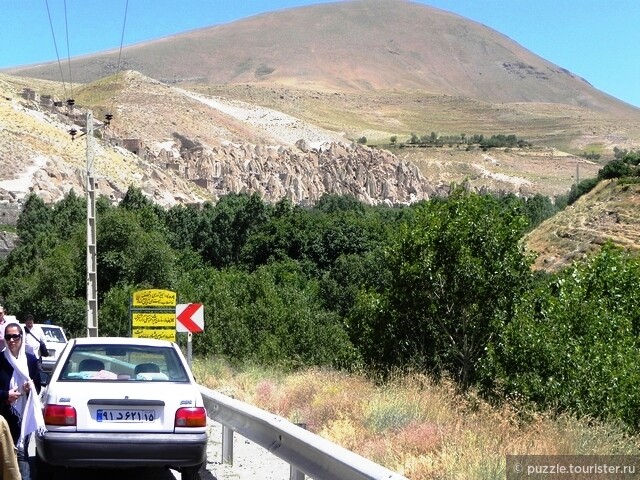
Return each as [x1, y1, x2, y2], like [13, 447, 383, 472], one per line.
[199, 386, 409, 480]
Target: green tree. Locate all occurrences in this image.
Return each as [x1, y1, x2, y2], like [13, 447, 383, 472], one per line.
[195, 193, 271, 268]
[486, 244, 640, 428]
[351, 190, 532, 388]
[97, 208, 176, 294]
[190, 261, 359, 368]
[99, 285, 136, 337]
[598, 159, 632, 179]
[164, 203, 202, 251]
[16, 194, 51, 244]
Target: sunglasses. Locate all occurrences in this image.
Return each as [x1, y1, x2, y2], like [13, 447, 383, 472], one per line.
[4, 334, 22, 341]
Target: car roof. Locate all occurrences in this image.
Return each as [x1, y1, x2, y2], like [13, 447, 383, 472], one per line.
[71, 336, 175, 347]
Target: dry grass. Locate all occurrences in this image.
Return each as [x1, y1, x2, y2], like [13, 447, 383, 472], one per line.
[525, 180, 640, 271]
[192, 359, 640, 479]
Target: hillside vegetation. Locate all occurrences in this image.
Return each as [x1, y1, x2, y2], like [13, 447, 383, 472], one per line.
[2, 188, 640, 437]
[526, 180, 640, 271]
[194, 361, 640, 479]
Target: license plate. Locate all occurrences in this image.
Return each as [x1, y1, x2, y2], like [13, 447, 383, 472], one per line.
[97, 409, 156, 422]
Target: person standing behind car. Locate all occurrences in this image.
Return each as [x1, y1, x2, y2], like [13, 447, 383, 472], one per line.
[22, 315, 47, 369]
[0, 323, 45, 480]
[0, 306, 7, 351]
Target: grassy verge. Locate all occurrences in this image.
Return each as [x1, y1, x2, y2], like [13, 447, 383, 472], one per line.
[193, 358, 640, 479]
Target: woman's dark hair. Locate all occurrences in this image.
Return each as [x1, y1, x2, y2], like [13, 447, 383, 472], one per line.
[4, 322, 23, 335]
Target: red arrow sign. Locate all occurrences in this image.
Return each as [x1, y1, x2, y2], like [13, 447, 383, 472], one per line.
[176, 303, 204, 333]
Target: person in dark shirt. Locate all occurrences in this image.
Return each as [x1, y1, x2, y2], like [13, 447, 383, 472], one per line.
[0, 323, 45, 480]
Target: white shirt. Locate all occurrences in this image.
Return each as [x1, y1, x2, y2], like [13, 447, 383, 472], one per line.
[0, 316, 8, 350]
[23, 324, 47, 360]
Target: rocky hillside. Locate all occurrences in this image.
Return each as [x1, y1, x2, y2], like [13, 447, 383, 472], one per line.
[0, 71, 436, 212]
[525, 180, 640, 272]
[0, 75, 209, 207]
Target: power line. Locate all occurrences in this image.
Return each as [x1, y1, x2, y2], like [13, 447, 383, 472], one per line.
[44, 0, 68, 100]
[109, 0, 130, 120]
[63, 0, 73, 100]
[116, 0, 130, 81]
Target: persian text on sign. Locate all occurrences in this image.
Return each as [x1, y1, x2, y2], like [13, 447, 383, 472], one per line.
[132, 289, 177, 307]
[132, 328, 176, 341]
[131, 312, 176, 328]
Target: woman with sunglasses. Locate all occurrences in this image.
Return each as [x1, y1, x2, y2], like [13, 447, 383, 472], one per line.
[0, 323, 45, 480]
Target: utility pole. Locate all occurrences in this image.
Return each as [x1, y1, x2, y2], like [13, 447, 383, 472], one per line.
[86, 111, 98, 337]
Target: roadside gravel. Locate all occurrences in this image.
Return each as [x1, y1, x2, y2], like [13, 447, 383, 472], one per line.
[203, 419, 292, 480]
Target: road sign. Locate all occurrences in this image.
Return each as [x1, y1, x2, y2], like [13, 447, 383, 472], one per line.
[176, 303, 204, 333]
[130, 289, 177, 340]
[132, 328, 176, 341]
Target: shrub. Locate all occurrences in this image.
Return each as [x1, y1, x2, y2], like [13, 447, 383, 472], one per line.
[598, 159, 632, 179]
[485, 245, 640, 429]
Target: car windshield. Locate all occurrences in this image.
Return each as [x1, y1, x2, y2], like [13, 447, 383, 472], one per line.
[59, 344, 190, 382]
[42, 327, 66, 343]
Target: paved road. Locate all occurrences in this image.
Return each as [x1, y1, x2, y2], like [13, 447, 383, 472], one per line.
[28, 419, 289, 480]
[28, 461, 215, 479]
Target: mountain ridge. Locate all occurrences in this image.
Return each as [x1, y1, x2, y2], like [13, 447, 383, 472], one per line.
[6, 0, 638, 115]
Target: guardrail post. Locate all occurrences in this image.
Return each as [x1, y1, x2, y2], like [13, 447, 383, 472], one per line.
[290, 423, 307, 480]
[222, 424, 234, 465]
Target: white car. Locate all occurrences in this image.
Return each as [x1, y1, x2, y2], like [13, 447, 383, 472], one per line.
[36, 337, 208, 479]
[38, 324, 68, 372]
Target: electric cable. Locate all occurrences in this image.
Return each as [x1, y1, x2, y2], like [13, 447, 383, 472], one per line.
[63, 0, 73, 101]
[44, 0, 68, 100]
[108, 0, 130, 123]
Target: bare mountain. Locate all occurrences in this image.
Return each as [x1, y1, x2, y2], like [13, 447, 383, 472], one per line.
[7, 0, 640, 155]
[7, 0, 637, 114]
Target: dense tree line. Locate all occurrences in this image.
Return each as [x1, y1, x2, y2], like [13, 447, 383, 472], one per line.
[401, 132, 531, 149]
[1, 187, 640, 428]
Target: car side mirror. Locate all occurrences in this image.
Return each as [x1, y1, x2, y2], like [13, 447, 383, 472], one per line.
[39, 370, 50, 387]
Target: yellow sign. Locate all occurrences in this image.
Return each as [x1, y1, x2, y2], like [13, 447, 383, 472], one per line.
[132, 328, 176, 342]
[132, 312, 176, 328]
[132, 289, 176, 308]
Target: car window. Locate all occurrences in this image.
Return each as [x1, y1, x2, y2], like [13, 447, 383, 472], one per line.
[42, 327, 67, 343]
[59, 344, 190, 382]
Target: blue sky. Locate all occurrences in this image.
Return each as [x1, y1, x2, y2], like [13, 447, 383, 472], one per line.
[1, 1, 638, 107]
